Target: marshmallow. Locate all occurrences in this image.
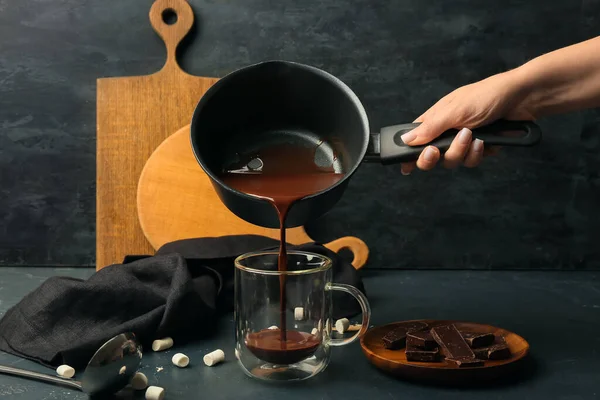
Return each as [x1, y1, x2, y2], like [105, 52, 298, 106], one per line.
[145, 386, 165, 400]
[56, 365, 75, 378]
[203, 349, 225, 366]
[151, 337, 173, 352]
[130, 372, 148, 390]
[268, 325, 278, 330]
[335, 318, 350, 334]
[294, 307, 304, 320]
[119, 366, 127, 375]
[311, 327, 318, 335]
[172, 353, 189, 368]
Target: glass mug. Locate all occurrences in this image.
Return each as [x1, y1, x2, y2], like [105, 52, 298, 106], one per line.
[234, 250, 371, 381]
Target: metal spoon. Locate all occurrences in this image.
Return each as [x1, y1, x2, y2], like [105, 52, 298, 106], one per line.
[0, 332, 142, 396]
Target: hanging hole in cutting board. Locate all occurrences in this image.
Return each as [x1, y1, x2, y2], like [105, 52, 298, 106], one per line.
[337, 247, 355, 264]
[162, 8, 178, 25]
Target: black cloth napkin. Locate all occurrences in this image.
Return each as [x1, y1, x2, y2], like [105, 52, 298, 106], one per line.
[0, 235, 366, 369]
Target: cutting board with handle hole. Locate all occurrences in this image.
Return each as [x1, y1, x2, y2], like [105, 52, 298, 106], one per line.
[137, 125, 370, 270]
[96, 0, 219, 270]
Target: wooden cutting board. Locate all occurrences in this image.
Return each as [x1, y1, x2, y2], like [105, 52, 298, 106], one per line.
[96, 0, 219, 270]
[137, 125, 370, 270]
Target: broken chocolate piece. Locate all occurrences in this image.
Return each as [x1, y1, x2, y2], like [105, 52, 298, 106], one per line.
[487, 345, 511, 360]
[431, 324, 480, 364]
[382, 329, 408, 350]
[406, 345, 440, 362]
[461, 332, 495, 348]
[472, 336, 511, 360]
[401, 321, 429, 332]
[472, 347, 486, 359]
[382, 321, 429, 350]
[473, 345, 511, 360]
[406, 330, 437, 350]
[447, 357, 484, 368]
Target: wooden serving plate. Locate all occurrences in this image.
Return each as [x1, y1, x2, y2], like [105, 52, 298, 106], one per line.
[360, 320, 530, 386]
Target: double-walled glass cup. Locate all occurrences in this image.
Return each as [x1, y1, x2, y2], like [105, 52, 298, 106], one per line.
[234, 251, 371, 381]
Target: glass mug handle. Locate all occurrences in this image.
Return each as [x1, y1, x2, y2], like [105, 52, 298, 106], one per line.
[325, 283, 371, 347]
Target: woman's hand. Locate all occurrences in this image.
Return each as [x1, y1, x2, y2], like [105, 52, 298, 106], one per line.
[400, 69, 536, 175]
[400, 35, 600, 174]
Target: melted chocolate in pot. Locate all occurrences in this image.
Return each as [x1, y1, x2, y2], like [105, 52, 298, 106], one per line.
[222, 142, 342, 362]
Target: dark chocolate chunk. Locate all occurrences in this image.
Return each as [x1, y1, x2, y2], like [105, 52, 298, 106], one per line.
[447, 357, 484, 368]
[472, 336, 511, 360]
[472, 347, 486, 359]
[382, 321, 429, 350]
[473, 345, 511, 360]
[406, 330, 437, 350]
[487, 345, 511, 360]
[406, 345, 440, 362]
[431, 324, 479, 361]
[461, 332, 495, 348]
[402, 321, 429, 331]
[382, 329, 408, 350]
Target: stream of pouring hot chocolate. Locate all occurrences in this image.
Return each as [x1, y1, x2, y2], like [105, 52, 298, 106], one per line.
[221, 143, 342, 348]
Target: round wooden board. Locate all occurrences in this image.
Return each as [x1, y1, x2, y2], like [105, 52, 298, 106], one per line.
[137, 125, 370, 269]
[360, 320, 530, 386]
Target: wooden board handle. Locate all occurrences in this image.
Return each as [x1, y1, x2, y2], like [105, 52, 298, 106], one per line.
[323, 236, 369, 270]
[149, 0, 194, 70]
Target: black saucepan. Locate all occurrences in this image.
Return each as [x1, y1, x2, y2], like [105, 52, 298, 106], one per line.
[190, 61, 542, 229]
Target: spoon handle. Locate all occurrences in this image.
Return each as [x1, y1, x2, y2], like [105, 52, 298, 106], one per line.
[0, 364, 83, 391]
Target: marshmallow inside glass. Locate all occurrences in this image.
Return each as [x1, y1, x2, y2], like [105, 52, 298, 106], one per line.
[234, 251, 371, 381]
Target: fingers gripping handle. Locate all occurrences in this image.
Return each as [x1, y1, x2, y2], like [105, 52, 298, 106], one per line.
[325, 283, 371, 347]
[375, 120, 542, 165]
[149, 0, 194, 69]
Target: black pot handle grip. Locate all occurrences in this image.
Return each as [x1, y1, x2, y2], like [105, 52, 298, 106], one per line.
[376, 120, 542, 165]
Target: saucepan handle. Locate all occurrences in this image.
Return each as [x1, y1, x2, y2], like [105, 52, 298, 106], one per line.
[373, 120, 542, 165]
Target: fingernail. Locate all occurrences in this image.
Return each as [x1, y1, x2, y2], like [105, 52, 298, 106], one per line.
[472, 139, 484, 152]
[457, 128, 472, 144]
[401, 130, 418, 144]
[401, 168, 411, 176]
[423, 146, 437, 161]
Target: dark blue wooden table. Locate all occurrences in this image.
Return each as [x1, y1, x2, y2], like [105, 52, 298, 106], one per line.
[0, 268, 597, 399]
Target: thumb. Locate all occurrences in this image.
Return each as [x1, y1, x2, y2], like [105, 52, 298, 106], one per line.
[401, 116, 455, 146]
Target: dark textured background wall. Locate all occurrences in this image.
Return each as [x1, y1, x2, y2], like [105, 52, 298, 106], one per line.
[1, 0, 599, 268]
